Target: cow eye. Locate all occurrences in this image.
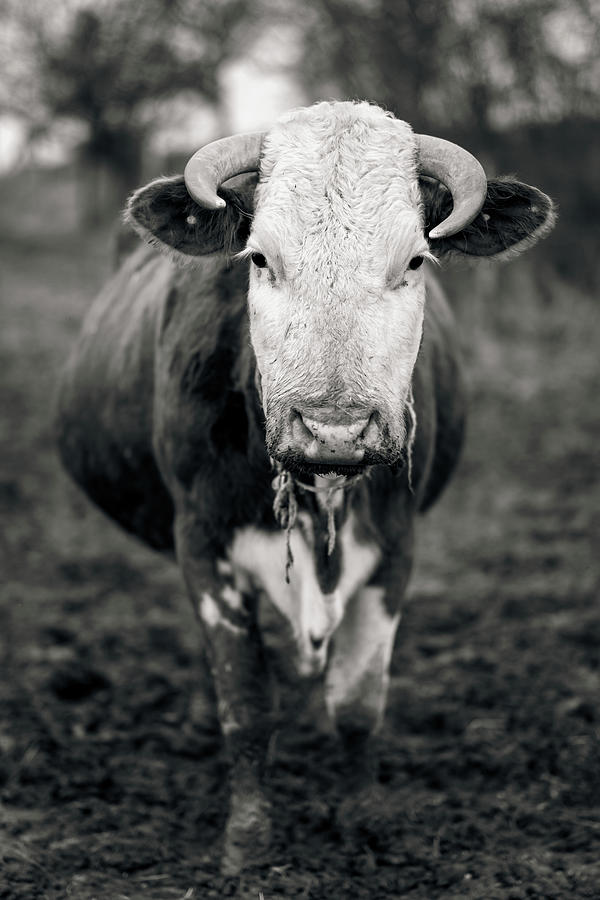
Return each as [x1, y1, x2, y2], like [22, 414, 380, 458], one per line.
[409, 256, 424, 270]
[251, 252, 267, 269]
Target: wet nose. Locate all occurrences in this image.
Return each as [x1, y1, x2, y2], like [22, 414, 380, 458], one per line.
[302, 415, 369, 447]
[291, 409, 377, 462]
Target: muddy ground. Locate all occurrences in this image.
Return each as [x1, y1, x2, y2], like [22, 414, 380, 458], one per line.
[1, 172, 599, 898]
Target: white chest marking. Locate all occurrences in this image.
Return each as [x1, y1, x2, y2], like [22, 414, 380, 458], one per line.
[199, 592, 245, 634]
[228, 511, 380, 676]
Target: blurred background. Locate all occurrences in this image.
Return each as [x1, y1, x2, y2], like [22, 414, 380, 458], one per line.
[1, 0, 599, 285]
[1, 1, 599, 897]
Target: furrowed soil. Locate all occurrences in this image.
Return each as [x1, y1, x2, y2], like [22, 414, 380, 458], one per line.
[1, 170, 598, 899]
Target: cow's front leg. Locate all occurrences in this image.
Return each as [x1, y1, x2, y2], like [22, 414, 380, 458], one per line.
[325, 583, 402, 785]
[325, 578, 405, 838]
[177, 532, 272, 875]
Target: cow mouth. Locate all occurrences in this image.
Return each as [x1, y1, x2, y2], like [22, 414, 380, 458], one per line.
[274, 446, 400, 479]
[289, 460, 367, 478]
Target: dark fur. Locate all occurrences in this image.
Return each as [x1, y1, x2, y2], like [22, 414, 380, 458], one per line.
[421, 175, 556, 258]
[126, 176, 254, 260]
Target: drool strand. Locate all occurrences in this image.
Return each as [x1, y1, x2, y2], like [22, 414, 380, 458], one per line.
[272, 466, 365, 577]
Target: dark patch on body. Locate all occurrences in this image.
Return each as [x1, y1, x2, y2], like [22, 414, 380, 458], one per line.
[58, 422, 175, 551]
[94, 457, 173, 550]
[170, 305, 256, 490]
[298, 489, 350, 595]
[155, 263, 277, 553]
[161, 286, 180, 336]
[180, 343, 236, 402]
[414, 304, 466, 513]
[211, 392, 249, 454]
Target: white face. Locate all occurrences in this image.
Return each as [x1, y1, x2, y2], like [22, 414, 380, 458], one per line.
[245, 102, 430, 476]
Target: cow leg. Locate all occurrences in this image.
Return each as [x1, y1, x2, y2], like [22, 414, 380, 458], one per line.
[177, 536, 272, 875]
[325, 583, 401, 783]
[324, 579, 406, 839]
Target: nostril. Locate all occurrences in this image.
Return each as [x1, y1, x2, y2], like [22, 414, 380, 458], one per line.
[361, 410, 380, 443]
[290, 409, 315, 443]
[309, 633, 325, 651]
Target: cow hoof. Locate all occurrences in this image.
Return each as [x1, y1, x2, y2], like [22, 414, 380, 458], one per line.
[336, 783, 391, 837]
[221, 793, 272, 875]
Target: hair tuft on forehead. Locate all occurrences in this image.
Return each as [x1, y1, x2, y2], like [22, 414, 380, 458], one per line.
[251, 100, 423, 291]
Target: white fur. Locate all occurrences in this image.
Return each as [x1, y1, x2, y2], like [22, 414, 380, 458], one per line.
[229, 511, 380, 677]
[220, 584, 244, 611]
[325, 586, 401, 731]
[199, 592, 244, 634]
[216, 558, 233, 577]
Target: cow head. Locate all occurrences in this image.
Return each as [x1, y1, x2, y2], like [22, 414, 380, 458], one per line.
[128, 101, 555, 476]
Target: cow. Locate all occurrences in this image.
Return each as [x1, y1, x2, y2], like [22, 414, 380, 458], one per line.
[55, 101, 555, 873]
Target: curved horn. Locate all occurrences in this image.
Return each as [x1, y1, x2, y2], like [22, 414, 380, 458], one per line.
[184, 132, 264, 208]
[416, 134, 487, 239]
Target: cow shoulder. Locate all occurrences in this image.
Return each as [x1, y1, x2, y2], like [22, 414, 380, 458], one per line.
[56, 247, 177, 549]
[416, 271, 467, 511]
[153, 261, 274, 551]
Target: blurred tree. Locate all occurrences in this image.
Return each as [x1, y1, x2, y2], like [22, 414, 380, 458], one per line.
[278, 0, 600, 286]
[290, 0, 599, 142]
[0, 0, 254, 222]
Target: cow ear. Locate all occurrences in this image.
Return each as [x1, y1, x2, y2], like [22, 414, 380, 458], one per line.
[125, 175, 254, 261]
[421, 176, 556, 260]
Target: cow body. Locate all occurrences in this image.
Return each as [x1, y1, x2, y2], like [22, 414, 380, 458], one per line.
[56, 101, 555, 872]
[58, 242, 462, 556]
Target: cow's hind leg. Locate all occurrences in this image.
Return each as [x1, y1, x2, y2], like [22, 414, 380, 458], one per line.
[178, 539, 273, 874]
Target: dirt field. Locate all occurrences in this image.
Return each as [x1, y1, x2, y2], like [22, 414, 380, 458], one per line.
[1, 170, 598, 899]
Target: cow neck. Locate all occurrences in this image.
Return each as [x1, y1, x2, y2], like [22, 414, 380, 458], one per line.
[271, 463, 365, 583]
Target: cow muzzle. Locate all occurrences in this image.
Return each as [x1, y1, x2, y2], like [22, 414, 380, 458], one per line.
[275, 407, 390, 475]
[293, 409, 374, 461]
